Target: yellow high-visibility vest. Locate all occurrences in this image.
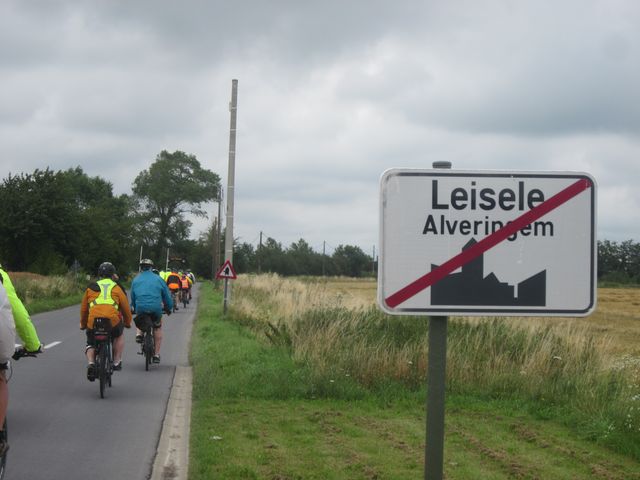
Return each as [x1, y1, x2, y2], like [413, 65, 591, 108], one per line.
[90, 279, 119, 310]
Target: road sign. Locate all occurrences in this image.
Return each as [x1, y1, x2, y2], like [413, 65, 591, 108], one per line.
[378, 169, 597, 316]
[216, 260, 237, 280]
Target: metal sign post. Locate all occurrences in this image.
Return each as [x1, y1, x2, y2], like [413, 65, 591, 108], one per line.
[216, 260, 237, 315]
[425, 161, 450, 480]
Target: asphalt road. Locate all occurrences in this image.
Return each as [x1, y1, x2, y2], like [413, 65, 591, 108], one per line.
[4, 285, 197, 479]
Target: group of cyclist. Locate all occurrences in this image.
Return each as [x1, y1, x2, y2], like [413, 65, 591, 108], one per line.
[160, 268, 194, 309]
[82, 259, 195, 379]
[0, 257, 196, 454]
[0, 259, 195, 457]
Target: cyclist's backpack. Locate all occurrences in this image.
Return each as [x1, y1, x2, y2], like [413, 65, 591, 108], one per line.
[93, 317, 111, 342]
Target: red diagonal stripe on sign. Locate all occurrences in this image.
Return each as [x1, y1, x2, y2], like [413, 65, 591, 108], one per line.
[384, 177, 592, 309]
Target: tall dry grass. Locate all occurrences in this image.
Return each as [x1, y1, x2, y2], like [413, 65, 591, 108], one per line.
[7, 271, 85, 309]
[229, 274, 640, 450]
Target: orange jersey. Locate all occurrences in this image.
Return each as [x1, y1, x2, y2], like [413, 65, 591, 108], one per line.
[80, 280, 132, 329]
[166, 273, 181, 291]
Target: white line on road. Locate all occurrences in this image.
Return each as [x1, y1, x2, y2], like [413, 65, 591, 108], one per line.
[44, 341, 61, 349]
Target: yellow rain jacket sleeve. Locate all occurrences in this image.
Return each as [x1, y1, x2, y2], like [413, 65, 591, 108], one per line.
[0, 269, 41, 352]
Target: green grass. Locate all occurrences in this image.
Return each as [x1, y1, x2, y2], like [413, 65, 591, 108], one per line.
[9, 272, 86, 314]
[190, 283, 640, 479]
[26, 293, 84, 314]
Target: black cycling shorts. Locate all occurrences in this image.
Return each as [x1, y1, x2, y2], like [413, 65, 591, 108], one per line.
[86, 320, 124, 347]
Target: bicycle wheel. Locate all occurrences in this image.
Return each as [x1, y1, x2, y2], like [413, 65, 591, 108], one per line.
[107, 343, 113, 388]
[0, 419, 7, 479]
[98, 344, 107, 398]
[182, 291, 187, 309]
[144, 332, 153, 371]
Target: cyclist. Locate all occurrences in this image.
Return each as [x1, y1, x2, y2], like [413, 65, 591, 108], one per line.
[179, 273, 191, 304]
[80, 262, 132, 380]
[165, 269, 181, 311]
[186, 270, 195, 299]
[0, 265, 43, 456]
[130, 259, 173, 364]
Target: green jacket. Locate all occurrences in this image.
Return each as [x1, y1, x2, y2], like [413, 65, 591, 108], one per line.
[0, 269, 41, 351]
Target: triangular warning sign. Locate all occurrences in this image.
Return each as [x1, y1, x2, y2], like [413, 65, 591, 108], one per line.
[215, 260, 237, 280]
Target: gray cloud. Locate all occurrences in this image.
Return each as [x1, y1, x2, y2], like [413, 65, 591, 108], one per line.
[1, 0, 639, 253]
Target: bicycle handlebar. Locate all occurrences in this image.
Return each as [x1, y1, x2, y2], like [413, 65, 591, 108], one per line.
[12, 345, 43, 360]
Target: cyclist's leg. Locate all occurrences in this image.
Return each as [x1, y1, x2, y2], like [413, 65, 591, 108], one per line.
[151, 313, 163, 357]
[85, 330, 97, 381]
[85, 330, 96, 363]
[111, 321, 125, 365]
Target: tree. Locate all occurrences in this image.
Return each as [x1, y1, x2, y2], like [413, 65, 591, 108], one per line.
[0, 167, 135, 274]
[257, 237, 287, 274]
[288, 239, 322, 275]
[132, 150, 220, 259]
[332, 244, 371, 277]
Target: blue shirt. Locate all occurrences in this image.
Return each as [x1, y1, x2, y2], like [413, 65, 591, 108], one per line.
[131, 270, 173, 315]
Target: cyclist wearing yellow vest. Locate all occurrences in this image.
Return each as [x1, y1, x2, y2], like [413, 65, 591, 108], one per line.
[80, 262, 132, 381]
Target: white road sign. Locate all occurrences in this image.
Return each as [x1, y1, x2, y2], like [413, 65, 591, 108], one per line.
[378, 169, 597, 316]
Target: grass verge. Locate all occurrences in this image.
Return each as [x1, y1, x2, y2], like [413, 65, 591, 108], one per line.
[26, 293, 84, 314]
[190, 283, 640, 480]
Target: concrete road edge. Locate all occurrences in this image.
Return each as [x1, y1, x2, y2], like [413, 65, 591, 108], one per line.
[150, 365, 192, 480]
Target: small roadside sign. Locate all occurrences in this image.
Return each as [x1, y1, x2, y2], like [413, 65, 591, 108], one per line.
[216, 260, 237, 280]
[378, 169, 597, 316]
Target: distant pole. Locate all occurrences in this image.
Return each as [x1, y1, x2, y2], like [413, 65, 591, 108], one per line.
[216, 188, 223, 280]
[165, 247, 170, 271]
[212, 217, 218, 280]
[258, 231, 263, 274]
[322, 241, 326, 276]
[424, 160, 451, 480]
[372, 245, 376, 274]
[223, 79, 238, 314]
[139, 245, 143, 272]
[213, 188, 223, 287]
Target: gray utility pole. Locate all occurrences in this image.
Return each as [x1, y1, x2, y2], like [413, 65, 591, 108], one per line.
[213, 187, 223, 287]
[372, 245, 376, 274]
[424, 160, 451, 480]
[223, 79, 238, 313]
[258, 231, 263, 274]
[322, 241, 326, 276]
[216, 190, 222, 270]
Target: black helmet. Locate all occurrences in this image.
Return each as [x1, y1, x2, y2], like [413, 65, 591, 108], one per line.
[139, 258, 154, 270]
[97, 262, 116, 278]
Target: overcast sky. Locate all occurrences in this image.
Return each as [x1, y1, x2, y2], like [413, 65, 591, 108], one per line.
[1, 0, 639, 256]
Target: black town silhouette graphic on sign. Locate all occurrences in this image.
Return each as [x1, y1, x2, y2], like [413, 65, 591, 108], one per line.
[430, 239, 546, 306]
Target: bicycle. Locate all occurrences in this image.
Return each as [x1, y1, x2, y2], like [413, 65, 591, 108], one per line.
[0, 346, 40, 479]
[180, 288, 189, 309]
[170, 290, 179, 312]
[93, 317, 113, 399]
[134, 312, 156, 371]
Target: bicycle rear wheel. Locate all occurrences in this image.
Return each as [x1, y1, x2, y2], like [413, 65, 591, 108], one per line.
[98, 344, 107, 398]
[107, 343, 113, 388]
[144, 332, 153, 371]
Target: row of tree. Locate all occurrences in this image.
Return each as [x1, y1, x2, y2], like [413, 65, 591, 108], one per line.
[0, 152, 638, 282]
[0, 151, 376, 279]
[597, 239, 640, 283]
[0, 151, 220, 277]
